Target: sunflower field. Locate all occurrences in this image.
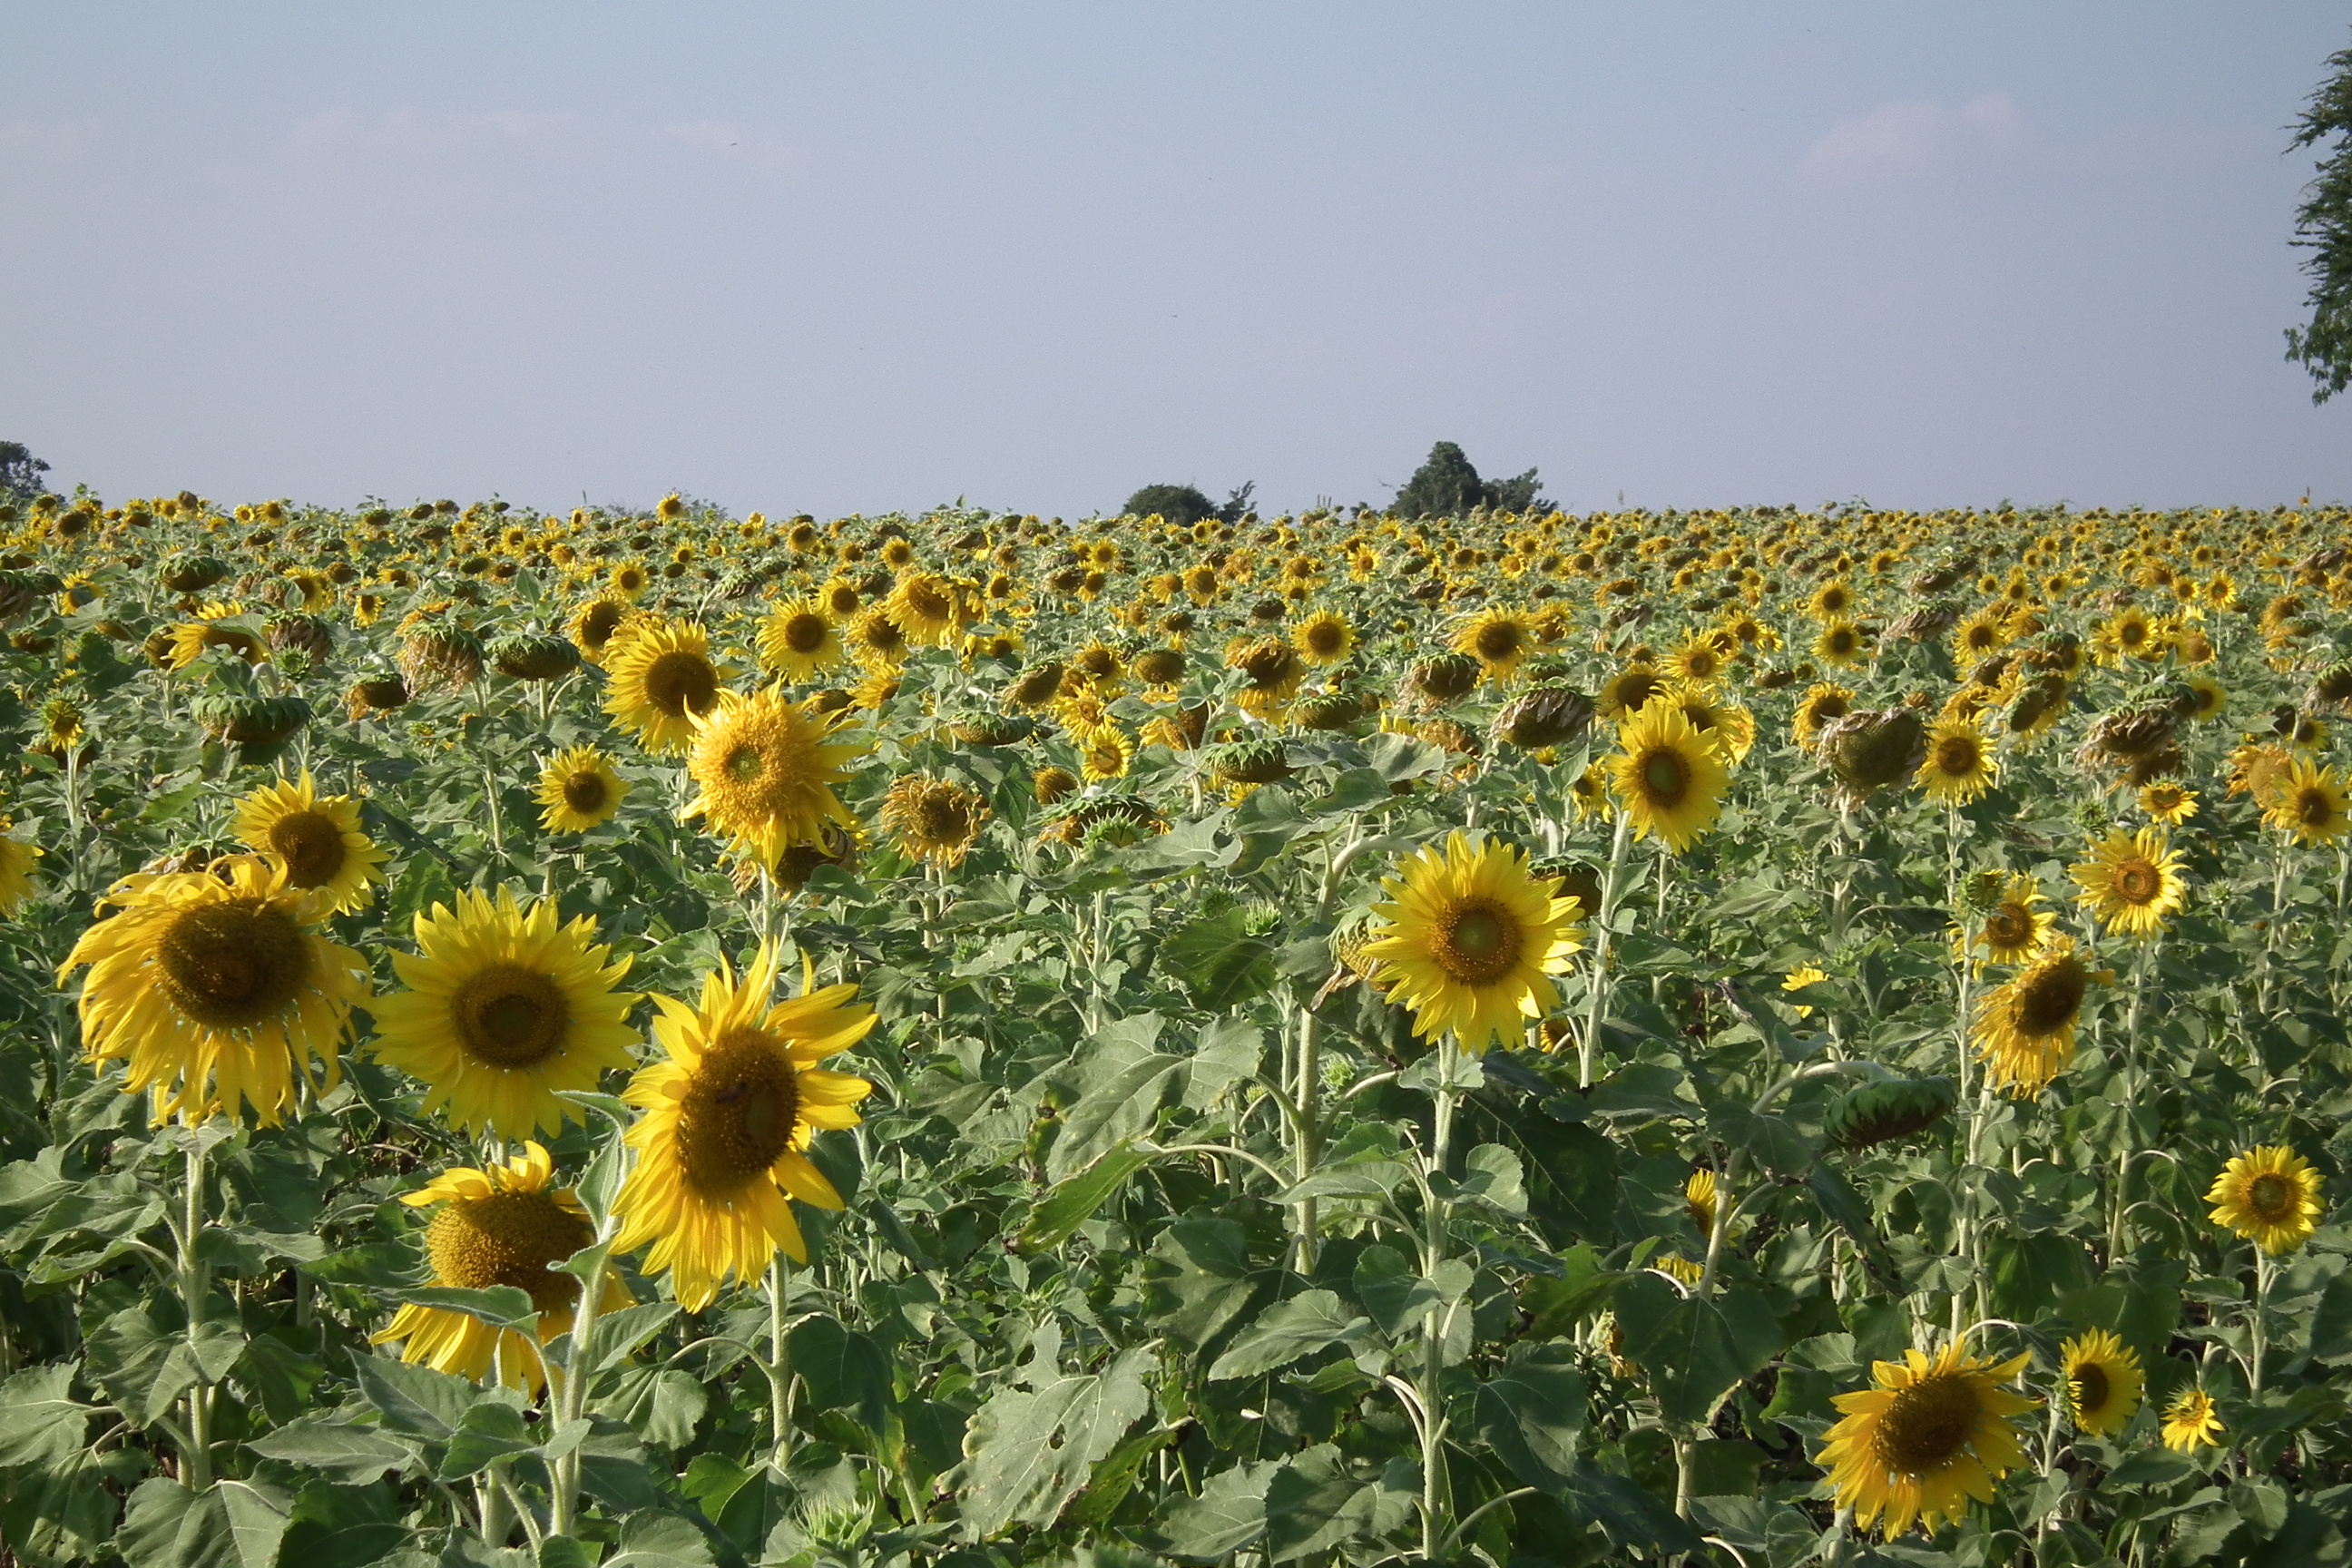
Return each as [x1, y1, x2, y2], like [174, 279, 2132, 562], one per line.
[0, 488, 2348, 1568]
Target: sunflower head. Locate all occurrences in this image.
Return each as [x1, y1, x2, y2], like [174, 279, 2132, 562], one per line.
[2161, 1387, 2224, 1454]
[604, 622, 728, 754]
[681, 690, 868, 871]
[878, 773, 991, 867]
[1359, 833, 1583, 1051]
[1818, 708, 1927, 801]
[1972, 936, 2097, 1097]
[230, 769, 388, 915]
[535, 746, 630, 834]
[2206, 1145, 2325, 1256]
[1608, 701, 1730, 853]
[1916, 718, 1997, 806]
[2059, 1328, 2143, 1439]
[2071, 827, 2188, 940]
[1814, 1342, 2037, 1539]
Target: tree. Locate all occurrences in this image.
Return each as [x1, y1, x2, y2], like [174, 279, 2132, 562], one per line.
[1122, 482, 1256, 526]
[1392, 441, 1547, 519]
[0, 442, 49, 504]
[2287, 37, 2352, 403]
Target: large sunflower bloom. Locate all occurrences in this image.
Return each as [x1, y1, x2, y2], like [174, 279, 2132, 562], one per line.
[230, 769, 388, 915]
[886, 572, 965, 647]
[610, 943, 876, 1310]
[604, 621, 729, 754]
[2262, 756, 2350, 847]
[371, 1142, 631, 1392]
[2205, 1145, 2325, 1256]
[877, 773, 991, 867]
[2059, 1328, 2142, 1439]
[1358, 833, 1582, 1051]
[60, 855, 368, 1125]
[758, 597, 847, 681]
[1916, 719, 1997, 807]
[1450, 608, 1535, 678]
[0, 831, 40, 916]
[1815, 1343, 2037, 1539]
[1971, 936, 2098, 1097]
[534, 746, 629, 834]
[681, 689, 867, 873]
[1608, 702, 1730, 853]
[2071, 828, 2187, 940]
[1293, 610, 1354, 668]
[1792, 682, 1857, 749]
[368, 887, 641, 1141]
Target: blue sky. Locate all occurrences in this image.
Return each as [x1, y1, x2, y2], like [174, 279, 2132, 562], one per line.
[4, 5, 2348, 517]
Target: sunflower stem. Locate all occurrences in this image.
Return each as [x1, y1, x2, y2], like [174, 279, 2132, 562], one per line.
[2250, 1249, 2272, 1404]
[1417, 1035, 1462, 1562]
[768, 1255, 793, 1466]
[1578, 812, 1632, 1091]
[178, 1136, 212, 1491]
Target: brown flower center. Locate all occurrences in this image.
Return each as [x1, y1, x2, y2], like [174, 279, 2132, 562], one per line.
[1871, 1370, 1982, 1475]
[2247, 1172, 2293, 1222]
[1640, 749, 1690, 808]
[2071, 1362, 2110, 1415]
[451, 964, 571, 1070]
[157, 899, 311, 1030]
[268, 809, 348, 887]
[1985, 906, 2033, 948]
[562, 770, 609, 815]
[782, 612, 828, 654]
[1935, 737, 1981, 777]
[676, 1031, 802, 1197]
[1432, 898, 1524, 986]
[1306, 622, 1346, 656]
[2112, 859, 2160, 906]
[2014, 956, 2089, 1036]
[642, 651, 720, 718]
[426, 1190, 593, 1313]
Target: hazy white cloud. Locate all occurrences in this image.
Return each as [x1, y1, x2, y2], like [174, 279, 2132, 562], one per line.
[1802, 93, 2027, 182]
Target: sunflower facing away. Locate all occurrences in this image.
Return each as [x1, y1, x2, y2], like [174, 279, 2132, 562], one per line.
[372, 1142, 630, 1391]
[605, 621, 729, 754]
[1815, 1343, 2037, 1540]
[1971, 936, 2098, 1097]
[534, 745, 630, 834]
[2058, 1328, 2143, 1438]
[1358, 832, 1582, 1051]
[2071, 827, 2188, 940]
[230, 769, 388, 914]
[1608, 701, 1730, 853]
[682, 689, 867, 873]
[2263, 756, 2350, 847]
[757, 597, 846, 682]
[368, 887, 641, 1141]
[610, 942, 876, 1310]
[60, 854, 368, 1124]
[1916, 718, 1998, 807]
[2161, 1387, 2224, 1454]
[2205, 1145, 2325, 1256]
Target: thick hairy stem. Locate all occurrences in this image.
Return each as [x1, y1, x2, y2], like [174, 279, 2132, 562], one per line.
[179, 1140, 212, 1490]
[1579, 813, 1632, 1091]
[1418, 1039, 1462, 1562]
[769, 1256, 794, 1465]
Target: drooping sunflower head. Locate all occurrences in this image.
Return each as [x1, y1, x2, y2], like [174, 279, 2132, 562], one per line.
[846, 606, 910, 667]
[878, 773, 992, 867]
[2071, 827, 2188, 940]
[2059, 1328, 2143, 1439]
[2206, 1145, 2325, 1257]
[372, 1142, 629, 1390]
[1916, 718, 1997, 807]
[534, 745, 630, 835]
[1358, 832, 1583, 1051]
[367, 886, 641, 1141]
[604, 621, 728, 754]
[230, 769, 389, 915]
[1227, 635, 1306, 715]
[758, 597, 845, 681]
[60, 854, 368, 1125]
[1684, 1169, 1720, 1235]
[1972, 936, 2097, 1098]
[1814, 1342, 2037, 1539]
[1608, 701, 1731, 853]
[681, 689, 869, 872]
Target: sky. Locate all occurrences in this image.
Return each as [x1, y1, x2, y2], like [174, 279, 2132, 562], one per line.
[5, 4, 2350, 519]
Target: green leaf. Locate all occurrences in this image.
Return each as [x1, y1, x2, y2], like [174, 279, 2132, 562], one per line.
[605, 1511, 719, 1568]
[348, 1353, 480, 1441]
[1455, 1143, 1527, 1216]
[786, 1316, 892, 1435]
[139, 779, 206, 824]
[1208, 1289, 1374, 1381]
[377, 1284, 539, 1336]
[1059, 1425, 1187, 1528]
[1162, 908, 1279, 1009]
[1155, 1460, 1275, 1560]
[1613, 1273, 1784, 1426]
[1807, 1166, 1899, 1287]
[1474, 1342, 1588, 1487]
[276, 1478, 407, 1568]
[961, 1347, 1152, 1535]
[1181, 1016, 1264, 1111]
[436, 1401, 535, 1480]
[1014, 1142, 1154, 1252]
[246, 1416, 417, 1485]
[1351, 1246, 1471, 1339]
[590, 1367, 709, 1450]
[580, 1300, 679, 1378]
[1048, 1054, 1187, 1181]
[86, 1306, 245, 1429]
[119, 1476, 289, 1568]
[1263, 1446, 1416, 1563]
[1141, 1217, 1281, 1351]
[1563, 1465, 1705, 1556]
[0, 1363, 97, 1468]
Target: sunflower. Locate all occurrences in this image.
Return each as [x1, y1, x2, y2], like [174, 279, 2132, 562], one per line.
[1806, 578, 1857, 622]
[2262, 756, 2350, 847]
[1597, 662, 1669, 720]
[371, 1142, 632, 1391]
[1073, 721, 1134, 784]
[682, 690, 867, 873]
[1451, 608, 1535, 678]
[165, 603, 267, 670]
[1653, 683, 1756, 766]
[567, 595, 632, 664]
[230, 770, 388, 915]
[0, 831, 37, 916]
[877, 773, 991, 867]
[1956, 874, 2054, 968]
[819, 577, 863, 618]
[1608, 702, 1730, 853]
[1950, 606, 2010, 665]
[1814, 1342, 2037, 1540]
[1684, 1169, 1721, 1235]
[610, 943, 876, 1310]
[1033, 765, 1079, 806]
[2138, 779, 2198, 826]
[1293, 610, 1355, 668]
[1227, 635, 1306, 717]
[1667, 628, 1733, 686]
[1569, 762, 1610, 821]
[845, 606, 909, 668]
[2059, 1328, 2143, 1439]
[2161, 1387, 2224, 1454]
[1916, 719, 1997, 807]
[368, 887, 640, 1141]
[1972, 936, 2098, 1097]
[2205, 1145, 2325, 1256]
[2228, 738, 2297, 804]
[534, 746, 629, 834]
[886, 572, 965, 647]
[1781, 964, 1828, 1019]
[758, 597, 846, 681]
[604, 621, 729, 754]
[1357, 832, 1582, 1051]
[60, 854, 368, 1125]
[2182, 672, 2226, 721]
[1793, 681, 1857, 749]
[1813, 618, 1869, 668]
[2071, 828, 2188, 940]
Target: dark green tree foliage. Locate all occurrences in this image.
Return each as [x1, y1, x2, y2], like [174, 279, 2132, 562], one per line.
[1122, 484, 1218, 526]
[0, 442, 50, 504]
[1394, 440, 1546, 519]
[2287, 38, 2352, 403]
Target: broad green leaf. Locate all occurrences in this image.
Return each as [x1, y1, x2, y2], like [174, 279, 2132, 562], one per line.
[1181, 1015, 1264, 1111]
[1209, 1289, 1374, 1381]
[246, 1415, 417, 1484]
[1014, 1142, 1153, 1252]
[1613, 1273, 1784, 1426]
[378, 1283, 539, 1335]
[1264, 1445, 1417, 1563]
[786, 1315, 892, 1435]
[119, 1476, 289, 1568]
[1059, 1424, 1187, 1528]
[1161, 907, 1279, 1009]
[1049, 1053, 1186, 1181]
[605, 1510, 719, 1568]
[86, 1305, 245, 1430]
[276, 1478, 407, 1568]
[1455, 1143, 1528, 1216]
[590, 1366, 708, 1449]
[1142, 1217, 1280, 1350]
[436, 1400, 534, 1480]
[961, 1347, 1152, 1535]
[1351, 1246, 1472, 1339]
[1155, 1459, 1275, 1560]
[0, 1363, 96, 1468]
[1474, 1342, 1588, 1487]
[348, 1353, 480, 1441]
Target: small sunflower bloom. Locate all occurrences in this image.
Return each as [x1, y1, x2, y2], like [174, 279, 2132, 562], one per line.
[2205, 1145, 2325, 1256]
